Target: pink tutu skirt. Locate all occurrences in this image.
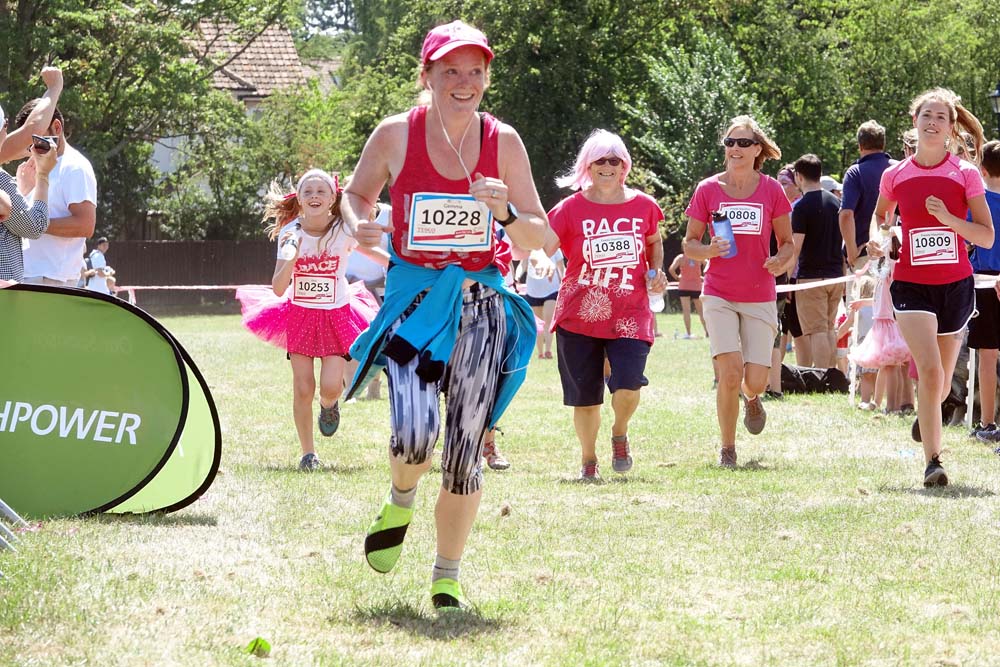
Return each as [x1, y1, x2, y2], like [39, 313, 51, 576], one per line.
[236, 282, 379, 358]
[849, 318, 910, 368]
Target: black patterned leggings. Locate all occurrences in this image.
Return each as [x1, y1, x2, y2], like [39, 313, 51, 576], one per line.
[386, 286, 507, 495]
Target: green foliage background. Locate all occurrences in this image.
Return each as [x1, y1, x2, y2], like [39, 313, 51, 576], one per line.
[2, 0, 998, 240]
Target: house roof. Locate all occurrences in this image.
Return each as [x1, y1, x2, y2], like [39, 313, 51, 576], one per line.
[197, 19, 306, 99]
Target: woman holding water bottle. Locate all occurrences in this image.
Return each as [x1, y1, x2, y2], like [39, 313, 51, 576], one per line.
[683, 115, 794, 467]
[539, 129, 667, 481]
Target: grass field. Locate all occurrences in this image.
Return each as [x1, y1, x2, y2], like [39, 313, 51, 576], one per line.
[3, 312, 1000, 666]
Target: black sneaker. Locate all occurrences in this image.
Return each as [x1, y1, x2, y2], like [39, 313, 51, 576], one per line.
[976, 425, 1000, 444]
[911, 418, 921, 443]
[923, 455, 948, 487]
[298, 452, 321, 471]
[969, 421, 985, 437]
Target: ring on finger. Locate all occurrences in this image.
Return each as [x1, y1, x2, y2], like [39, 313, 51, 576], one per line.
[491, 189, 497, 198]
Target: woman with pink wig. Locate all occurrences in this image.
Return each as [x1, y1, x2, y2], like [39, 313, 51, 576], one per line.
[540, 129, 667, 481]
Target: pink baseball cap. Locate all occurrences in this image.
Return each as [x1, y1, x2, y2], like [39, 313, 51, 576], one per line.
[421, 21, 494, 65]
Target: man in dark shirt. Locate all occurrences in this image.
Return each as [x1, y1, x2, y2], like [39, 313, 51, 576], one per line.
[791, 154, 844, 368]
[839, 120, 894, 269]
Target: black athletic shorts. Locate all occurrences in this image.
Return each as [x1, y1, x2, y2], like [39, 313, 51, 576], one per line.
[556, 326, 650, 406]
[969, 277, 1000, 349]
[890, 276, 976, 336]
[524, 291, 559, 307]
[676, 289, 701, 299]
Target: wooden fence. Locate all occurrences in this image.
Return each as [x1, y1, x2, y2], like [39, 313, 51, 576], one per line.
[107, 240, 274, 314]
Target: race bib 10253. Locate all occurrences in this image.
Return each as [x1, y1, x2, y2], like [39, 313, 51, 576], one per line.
[407, 192, 493, 252]
[292, 273, 337, 306]
[909, 227, 958, 265]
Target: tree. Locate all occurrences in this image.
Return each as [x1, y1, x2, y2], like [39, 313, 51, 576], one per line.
[0, 0, 299, 238]
[623, 32, 770, 234]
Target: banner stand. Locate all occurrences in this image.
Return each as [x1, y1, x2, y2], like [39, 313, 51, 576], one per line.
[0, 285, 221, 518]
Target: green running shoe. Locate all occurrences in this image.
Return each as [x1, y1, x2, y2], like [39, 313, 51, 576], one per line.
[430, 578, 468, 610]
[364, 494, 413, 573]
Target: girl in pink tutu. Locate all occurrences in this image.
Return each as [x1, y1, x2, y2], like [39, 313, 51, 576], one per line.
[237, 169, 387, 471]
[849, 227, 911, 412]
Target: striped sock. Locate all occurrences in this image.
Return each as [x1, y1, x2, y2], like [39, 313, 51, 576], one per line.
[431, 554, 461, 583]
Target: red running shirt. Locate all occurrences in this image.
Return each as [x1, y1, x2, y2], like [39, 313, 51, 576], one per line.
[879, 154, 984, 285]
[685, 173, 792, 303]
[548, 191, 664, 343]
[388, 106, 501, 271]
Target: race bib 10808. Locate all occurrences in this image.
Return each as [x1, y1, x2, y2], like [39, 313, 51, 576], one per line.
[407, 192, 493, 252]
[719, 202, 764, 236]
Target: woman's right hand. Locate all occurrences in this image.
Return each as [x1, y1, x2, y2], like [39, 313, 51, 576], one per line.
[865, 237, 885, 258]
[707, 235, 731, 258]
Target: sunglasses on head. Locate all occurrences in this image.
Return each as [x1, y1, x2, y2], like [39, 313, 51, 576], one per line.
[723, 137, 759, 148]
[593, 157, 623, 166]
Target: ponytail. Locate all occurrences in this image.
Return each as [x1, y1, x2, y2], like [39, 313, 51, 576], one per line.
[262, 180, 301, 241]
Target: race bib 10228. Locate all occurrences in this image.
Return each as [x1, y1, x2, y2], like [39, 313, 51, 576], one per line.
[909, 227, 958, 265]
[407, 192, 493, 252]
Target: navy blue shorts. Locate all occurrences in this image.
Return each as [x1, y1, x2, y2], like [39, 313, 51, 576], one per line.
[890, 276, 976, 335]
[525, 291, 558, 307]
[556, 327, 650, 406]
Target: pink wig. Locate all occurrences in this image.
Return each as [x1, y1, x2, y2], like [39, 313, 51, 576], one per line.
[556, 129, 632, 191]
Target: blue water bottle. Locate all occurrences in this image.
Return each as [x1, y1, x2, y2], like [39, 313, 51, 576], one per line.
[711, 210, 738, 259]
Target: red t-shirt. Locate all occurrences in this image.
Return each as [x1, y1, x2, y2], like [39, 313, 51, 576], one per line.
[879, 154, 984, 285]
[548, 191, 663, 343]
[685, 173, 792, 302]
[388, 106, 502, 271]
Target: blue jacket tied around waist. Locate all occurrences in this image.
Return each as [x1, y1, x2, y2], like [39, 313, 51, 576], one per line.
[347, 251, 536, 429]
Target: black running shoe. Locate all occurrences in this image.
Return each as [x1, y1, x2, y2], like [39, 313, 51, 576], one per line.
[923, 455, 948, 488]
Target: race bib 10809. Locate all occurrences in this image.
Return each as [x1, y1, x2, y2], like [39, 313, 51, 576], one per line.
[909, 227, 958, 265]
[407, 192, 493, 252]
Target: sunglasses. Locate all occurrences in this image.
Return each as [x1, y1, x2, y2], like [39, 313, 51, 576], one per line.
[723, 137, 759, 148]
[592, 157, 623, 166]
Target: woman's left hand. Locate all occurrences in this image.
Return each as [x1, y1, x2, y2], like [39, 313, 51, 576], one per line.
[647, 269, 668, 293]
[471, 171, 509, 219]
[763, 254, 790, 277]
[925, 195, 951, 225]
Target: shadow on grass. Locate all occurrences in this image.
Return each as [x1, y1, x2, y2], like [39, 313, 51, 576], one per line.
[261, 463, 369, 476]
[710, 459, 775, 473]
[95, 512, 218, 527]
[350, 599, 504, 640]
[880, 483, 996, 498]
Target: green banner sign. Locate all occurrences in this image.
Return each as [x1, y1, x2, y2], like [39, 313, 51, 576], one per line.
[0, 285, 220, 517]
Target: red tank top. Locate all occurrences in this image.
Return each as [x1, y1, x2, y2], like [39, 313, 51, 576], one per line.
[389, 106, 501, 271]
[678, 258, 702, 291]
